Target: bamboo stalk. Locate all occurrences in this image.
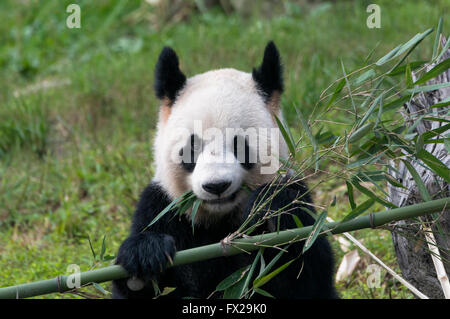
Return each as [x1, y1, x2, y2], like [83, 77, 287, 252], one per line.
[423, 226, 450, 298]
[0, 197, 448, 299]
[327, 216, 429, 299]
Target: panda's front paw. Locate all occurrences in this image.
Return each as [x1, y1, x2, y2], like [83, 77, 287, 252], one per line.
[116, 232, 176, 281]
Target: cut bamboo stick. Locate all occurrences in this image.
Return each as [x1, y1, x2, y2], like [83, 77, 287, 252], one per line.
[423, 226, 450, 298]
[0, 197, 448, 299]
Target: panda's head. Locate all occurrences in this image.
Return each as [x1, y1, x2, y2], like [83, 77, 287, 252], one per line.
[152, 42, 289, 224]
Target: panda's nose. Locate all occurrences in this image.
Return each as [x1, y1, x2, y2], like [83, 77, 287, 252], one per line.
[202, 181, 232, 196]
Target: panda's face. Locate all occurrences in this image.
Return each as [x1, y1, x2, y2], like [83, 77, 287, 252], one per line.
[152, 43, 287, 223]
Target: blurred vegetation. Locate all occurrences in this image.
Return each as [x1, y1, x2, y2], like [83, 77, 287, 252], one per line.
[0, 0, 447, 298]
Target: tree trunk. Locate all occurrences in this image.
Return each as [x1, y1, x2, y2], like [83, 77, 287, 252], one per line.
[387, 36, 450, 299]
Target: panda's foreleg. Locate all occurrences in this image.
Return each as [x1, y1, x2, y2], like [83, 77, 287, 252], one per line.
[115, 231, 176, 281]
[112, 182, 179, 298]
[111, 231, 176, 298]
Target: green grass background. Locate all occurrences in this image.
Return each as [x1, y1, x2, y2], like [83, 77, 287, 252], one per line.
[0, 0, 447, 298]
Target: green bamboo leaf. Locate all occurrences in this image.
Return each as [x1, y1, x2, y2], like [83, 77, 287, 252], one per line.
[407, 115, 427, 135]
[292, 215, 304, 228]
[341, 59, 356, 117]
[342, 198, 375, 222]
[242, 249, 262, 296]
[315, 130, 337, 145]
[101, 255, 116, 261]
[346, 181, 356, 210]
[359, 171, 391, 199]
[160, 287, 176, 296]
[350, 135, 387, 158]
[435, 35, 450, 62]
[416, 149, 450, 183]
[151, 279, 160, 296]
[384, 174, 407, 189]
[405, 63, 413, 88]
[402, 159, 432, 202]
[355, 170, 405, 189]
[375, 99, 383, 128]
[258, 252, 266, 277]
[416, 133, 425, 155]
[253, 259, 295, 289]
[177, 198, 196, 215]
[254, 247, 287, 284]
[415, 58, 450, 85]
[378, 28, 433, 66]
[388, 28, 434, 72]
[346, 153, 382, 169]
[407, 82, 450, 94]
[358, 93, 383, 129]
[355, 171, 385, 182]
[325, 79, 346, 110]
[216, 266, 250, 291]
[303, 210, 328, 254]
[430, 97, 450, 108]
[432, 18, 443, 60]
[87, 235, 96, 261]
[330, 195, 337, 207]
[274, 114, 296, 157]
[376, 44, 402, 66]
[191, 198, 202, 234]
[421, 124, 450, 141]
[387, 61, 426, 76]
[144, 190, 194, 231]
[423, 117, 450, 123]
[169, 196, 197, 223]
[100, 235, 106, 261]
[349, 123, 375, 144]
[92, 283, 108, 295]
[352, 181, 397, 209]
[295, 105, 319, 171]
[223, 268, 250, 299]
[424, 138, 446, 144]
[354, 69, 376, 86]
[254, 288, 275, 298]
[382, 94, 414, 112]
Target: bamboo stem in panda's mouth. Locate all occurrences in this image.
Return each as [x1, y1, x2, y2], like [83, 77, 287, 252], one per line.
[0, 197, 448, 299]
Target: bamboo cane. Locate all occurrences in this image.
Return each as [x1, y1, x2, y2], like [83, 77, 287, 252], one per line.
[423, 226, 450, 298]
[327, 216, 429, 299]
[0, 197, 448, 299]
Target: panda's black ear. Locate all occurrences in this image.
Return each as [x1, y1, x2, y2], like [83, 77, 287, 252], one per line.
[154, 47, 186, 103]
[252, 41, 284, 101]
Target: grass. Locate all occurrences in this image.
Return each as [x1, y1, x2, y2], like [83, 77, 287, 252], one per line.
[0, 0, 447, 299]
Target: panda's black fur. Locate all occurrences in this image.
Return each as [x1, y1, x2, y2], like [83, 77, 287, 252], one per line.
[252, 41, 284, 101]
[154, 47, 186, 102]
[112, 43, 338, 299]
[112, 180, 337, 299]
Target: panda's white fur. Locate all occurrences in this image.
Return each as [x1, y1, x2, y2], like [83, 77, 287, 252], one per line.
[153, 68, 288, 224]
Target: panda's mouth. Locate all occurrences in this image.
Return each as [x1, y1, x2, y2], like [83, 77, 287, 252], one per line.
[204, 190, 240, 205]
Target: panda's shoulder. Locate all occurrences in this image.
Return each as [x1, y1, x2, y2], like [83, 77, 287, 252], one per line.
[137, 181, 171, 210]
[131, 181, 173, 233]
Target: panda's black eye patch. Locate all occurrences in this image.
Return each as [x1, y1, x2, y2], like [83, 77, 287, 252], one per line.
[180, 134, 201, 172]
[233, 135, 254, 170]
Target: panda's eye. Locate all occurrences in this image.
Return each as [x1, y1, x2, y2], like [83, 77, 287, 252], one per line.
[233, 136, 254, 170]
[179, 134, 200, 172]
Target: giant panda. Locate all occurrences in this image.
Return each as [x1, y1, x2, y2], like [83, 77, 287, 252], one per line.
[112, 42, 337, 299]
